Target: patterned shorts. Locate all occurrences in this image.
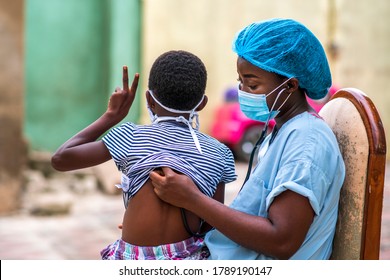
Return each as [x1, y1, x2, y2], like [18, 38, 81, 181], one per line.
[100, 237, 210, 260]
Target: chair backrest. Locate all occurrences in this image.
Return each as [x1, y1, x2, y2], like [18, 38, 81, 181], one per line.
[319, 88, 386, 260]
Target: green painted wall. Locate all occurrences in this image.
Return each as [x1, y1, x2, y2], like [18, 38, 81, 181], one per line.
[108, 0, 142, 114]
[25, 0, 141, 152]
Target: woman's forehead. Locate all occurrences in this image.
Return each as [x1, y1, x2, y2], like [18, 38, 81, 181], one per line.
[237, 57, 276, 80]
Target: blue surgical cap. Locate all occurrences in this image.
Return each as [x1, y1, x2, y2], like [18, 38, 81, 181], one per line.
[233, 18, 331, 100]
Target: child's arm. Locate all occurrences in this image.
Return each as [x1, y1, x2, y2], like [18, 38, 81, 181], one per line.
[51, 67, 139, 171]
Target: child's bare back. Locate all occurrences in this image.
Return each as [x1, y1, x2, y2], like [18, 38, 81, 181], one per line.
[121, 179, 201, 246]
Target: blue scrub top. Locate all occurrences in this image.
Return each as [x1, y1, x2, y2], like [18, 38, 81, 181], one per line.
[205, 112, 345, 260]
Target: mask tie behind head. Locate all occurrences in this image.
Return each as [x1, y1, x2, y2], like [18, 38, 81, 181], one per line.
[148, 90, 204, 153]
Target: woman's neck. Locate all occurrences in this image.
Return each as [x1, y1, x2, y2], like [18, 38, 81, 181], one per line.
[274, 90, 313, 130]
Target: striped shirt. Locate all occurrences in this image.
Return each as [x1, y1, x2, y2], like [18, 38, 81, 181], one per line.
[102, 121, 237, 206]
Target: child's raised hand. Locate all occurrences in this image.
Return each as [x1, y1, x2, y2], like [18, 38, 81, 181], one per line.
[106, 66, 139, 122]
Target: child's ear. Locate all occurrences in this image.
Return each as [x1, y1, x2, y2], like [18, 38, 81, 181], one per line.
[195, 95, 208, 111]
[146, 90, 155, 109]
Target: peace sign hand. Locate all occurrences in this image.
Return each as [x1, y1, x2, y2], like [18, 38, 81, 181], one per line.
[106, 66, 139, 123]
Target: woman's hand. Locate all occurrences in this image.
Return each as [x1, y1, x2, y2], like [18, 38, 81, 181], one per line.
[106, 66, 139, 123]
[150, 167, 201, 209]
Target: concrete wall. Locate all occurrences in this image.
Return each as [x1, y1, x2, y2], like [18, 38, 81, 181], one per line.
[141, 0, 329, 129]
[332, 0, 390, 138]
[0, 0, 26, 213]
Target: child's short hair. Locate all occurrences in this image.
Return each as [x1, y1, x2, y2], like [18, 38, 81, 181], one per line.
[148, 50, 207, 110]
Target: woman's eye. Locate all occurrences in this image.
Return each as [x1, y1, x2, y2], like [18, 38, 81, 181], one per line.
[236, 77, 258, 91]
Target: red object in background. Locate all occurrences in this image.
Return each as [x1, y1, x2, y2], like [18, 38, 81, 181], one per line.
[306, 85, 338, 113]
[210, 86, 338, 162]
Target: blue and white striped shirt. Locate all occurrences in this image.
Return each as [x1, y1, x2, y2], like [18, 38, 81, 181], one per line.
[102, 121, 237, 206]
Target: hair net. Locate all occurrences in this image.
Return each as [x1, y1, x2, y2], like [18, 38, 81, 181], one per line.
[233, 18, 331, 100]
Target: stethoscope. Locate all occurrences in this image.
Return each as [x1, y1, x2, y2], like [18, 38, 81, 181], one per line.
[242, 126, 268, 186]
[241, 123, 278, 189]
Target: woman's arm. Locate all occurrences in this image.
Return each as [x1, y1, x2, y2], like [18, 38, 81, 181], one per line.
[51, 67, 139, 171]
[198, 181, 225, 234]
[150, 167, 314, 259]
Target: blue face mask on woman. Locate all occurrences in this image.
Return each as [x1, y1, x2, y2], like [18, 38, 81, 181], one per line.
[238, 78, 292, 123]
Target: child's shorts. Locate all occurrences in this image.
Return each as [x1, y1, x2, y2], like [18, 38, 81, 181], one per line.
[100, 237, 210, 260]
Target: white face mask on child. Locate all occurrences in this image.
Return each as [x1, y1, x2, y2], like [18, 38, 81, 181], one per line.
[147, 90, 205, 153]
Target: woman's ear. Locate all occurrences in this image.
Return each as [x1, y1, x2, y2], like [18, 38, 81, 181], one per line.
[195, 95, 208, 111]
[287, 78, 299, 93]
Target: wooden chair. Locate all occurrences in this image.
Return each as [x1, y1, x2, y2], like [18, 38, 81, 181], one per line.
[319, 88, 386, 259]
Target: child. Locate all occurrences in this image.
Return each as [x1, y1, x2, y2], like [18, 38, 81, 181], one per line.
[51, 50, 237, 260]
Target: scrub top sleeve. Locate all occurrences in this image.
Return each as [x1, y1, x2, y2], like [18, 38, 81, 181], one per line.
[265, 160, 328, 216]
[266, 182, 320, 216]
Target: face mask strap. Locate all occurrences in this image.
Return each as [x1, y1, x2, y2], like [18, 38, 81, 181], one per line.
[264, 77, 294, 124]
[276, 90, 293, 112]
[147, 106, 157, 123]
[148, 90, 204, 118]
[265, 77, 292, 98]
[148, 90, 203, 153]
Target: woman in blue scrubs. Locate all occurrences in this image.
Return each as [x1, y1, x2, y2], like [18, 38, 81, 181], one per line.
[150, 18, 345, 260]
